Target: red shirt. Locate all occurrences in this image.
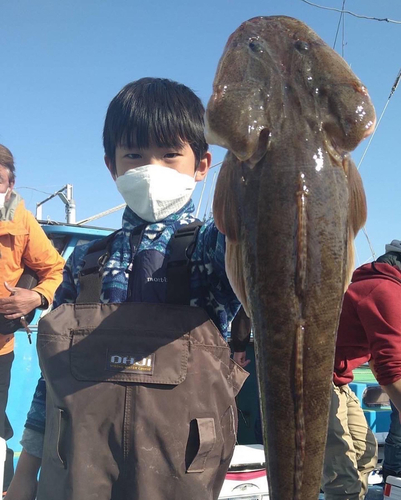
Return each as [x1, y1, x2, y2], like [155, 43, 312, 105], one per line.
[334, 262, 401, 387]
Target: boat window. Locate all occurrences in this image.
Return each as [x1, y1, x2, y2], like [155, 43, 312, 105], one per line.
[75, 239, 92, 248]
[46, 233, 70, 255]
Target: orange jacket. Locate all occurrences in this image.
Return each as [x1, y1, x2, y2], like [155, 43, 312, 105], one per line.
[0, 199, 65, 353]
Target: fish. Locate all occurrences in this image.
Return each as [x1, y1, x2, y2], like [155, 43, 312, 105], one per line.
[205, 16, 375, 500]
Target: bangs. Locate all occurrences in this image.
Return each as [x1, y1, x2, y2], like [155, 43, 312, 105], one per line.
[115, 105, 191, 152]
[103, 78, 208, 164]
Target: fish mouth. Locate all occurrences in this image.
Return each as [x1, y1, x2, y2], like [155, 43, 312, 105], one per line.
[205, 83, 271, 163]
[205, 110, 270, 166]
[242, 127, 270, 166]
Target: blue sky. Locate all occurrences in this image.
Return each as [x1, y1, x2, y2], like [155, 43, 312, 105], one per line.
[0, 0, 400, 266]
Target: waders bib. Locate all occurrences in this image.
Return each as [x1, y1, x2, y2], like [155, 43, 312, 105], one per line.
[36, 224, 248, 500]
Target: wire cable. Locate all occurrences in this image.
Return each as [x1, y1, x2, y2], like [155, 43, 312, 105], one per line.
[301, 0, 401, 24]
[357, 68, 401, 170]
[333, 0, 346, 50]
[357, 69, 401, 261]
[362, 227, 376, 262]
[18, 186, 54, 196]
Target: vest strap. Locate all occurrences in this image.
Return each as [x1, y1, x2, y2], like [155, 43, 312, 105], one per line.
[166, 222, 202, 305]
[76, 222, 202, 305]
[76, 230, 119, 303]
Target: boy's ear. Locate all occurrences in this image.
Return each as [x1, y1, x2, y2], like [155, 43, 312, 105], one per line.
[104, 155, 117, 180]
[195, 151, 212, 182]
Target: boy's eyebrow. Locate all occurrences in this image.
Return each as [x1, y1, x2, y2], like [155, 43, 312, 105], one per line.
[119, 143, 185, 151]
[119, 142, 138, 149]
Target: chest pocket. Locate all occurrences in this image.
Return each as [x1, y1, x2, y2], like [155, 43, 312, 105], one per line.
[69, 327, 189, 384]
[0, 230, 29, 270]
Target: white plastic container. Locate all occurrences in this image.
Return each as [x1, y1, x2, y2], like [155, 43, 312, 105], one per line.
[384, 476, 401, 499]
[218, 445, 269, 499]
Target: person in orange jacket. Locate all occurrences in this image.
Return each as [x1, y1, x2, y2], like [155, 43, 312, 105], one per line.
[0, 144, 64, 494]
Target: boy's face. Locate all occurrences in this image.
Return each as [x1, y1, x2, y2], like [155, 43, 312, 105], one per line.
[105, 143, 211, 182]
[0, 165, 14, 201]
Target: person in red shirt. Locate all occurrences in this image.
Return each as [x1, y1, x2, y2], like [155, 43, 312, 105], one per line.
[322, 241, 401, 499]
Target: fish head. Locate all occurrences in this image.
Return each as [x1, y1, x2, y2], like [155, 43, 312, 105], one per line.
[205, 16, 376, 162]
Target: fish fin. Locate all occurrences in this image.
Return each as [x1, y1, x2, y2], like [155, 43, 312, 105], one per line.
[344, 156, 367, 285]
[226, 240, 250, 316]
[213, 154, 241, 242]
[345, 156, 367, 236]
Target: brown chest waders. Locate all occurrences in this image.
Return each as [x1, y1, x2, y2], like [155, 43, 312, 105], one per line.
[36, 224, 248, 500]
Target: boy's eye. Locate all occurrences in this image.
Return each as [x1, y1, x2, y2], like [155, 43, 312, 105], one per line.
[126, 153, 142, 160]
[164, 153, 181, 158]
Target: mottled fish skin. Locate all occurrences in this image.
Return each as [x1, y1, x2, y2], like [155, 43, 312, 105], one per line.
[206, 16, 375, 500]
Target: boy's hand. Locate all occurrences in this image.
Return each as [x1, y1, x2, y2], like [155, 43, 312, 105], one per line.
[233, 351, 251, 368]
[4, 479, 37, 500]
[0, 283, 41, 319]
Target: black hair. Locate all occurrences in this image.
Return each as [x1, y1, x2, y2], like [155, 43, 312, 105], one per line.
[375, 251, 401, 272]
[103, 78, 208, 173]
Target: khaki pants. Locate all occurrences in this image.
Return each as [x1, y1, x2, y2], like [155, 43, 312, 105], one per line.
[322, 384, 378, 500]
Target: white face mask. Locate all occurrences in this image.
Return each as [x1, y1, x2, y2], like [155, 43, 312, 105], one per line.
[0, 188, 9, 210]
[116, 165, 196, 222]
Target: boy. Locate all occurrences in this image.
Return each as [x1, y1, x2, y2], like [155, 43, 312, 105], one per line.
[7, 78, 247, 500]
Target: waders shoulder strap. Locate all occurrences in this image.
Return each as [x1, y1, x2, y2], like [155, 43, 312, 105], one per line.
[76, 221, 203, 305]
[165, 221, 202, 306]
[76, 230, 120, 303]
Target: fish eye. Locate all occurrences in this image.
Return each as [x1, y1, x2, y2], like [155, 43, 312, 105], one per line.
[249, 39, 264, 53]
[295, 40, 309, 52]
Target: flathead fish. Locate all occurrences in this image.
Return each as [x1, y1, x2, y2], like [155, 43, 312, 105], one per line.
[205, 16, 375, 500]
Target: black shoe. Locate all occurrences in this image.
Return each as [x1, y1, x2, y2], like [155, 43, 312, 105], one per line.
[382, 468, 401, 483]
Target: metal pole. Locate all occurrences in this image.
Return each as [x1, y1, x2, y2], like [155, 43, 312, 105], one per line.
[36, 203, 43, 220]
[195, 172, 208, 219]
[65, 184, 76, 224]
[76, 204, 126, 225]
[35, 184, 76, 223]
